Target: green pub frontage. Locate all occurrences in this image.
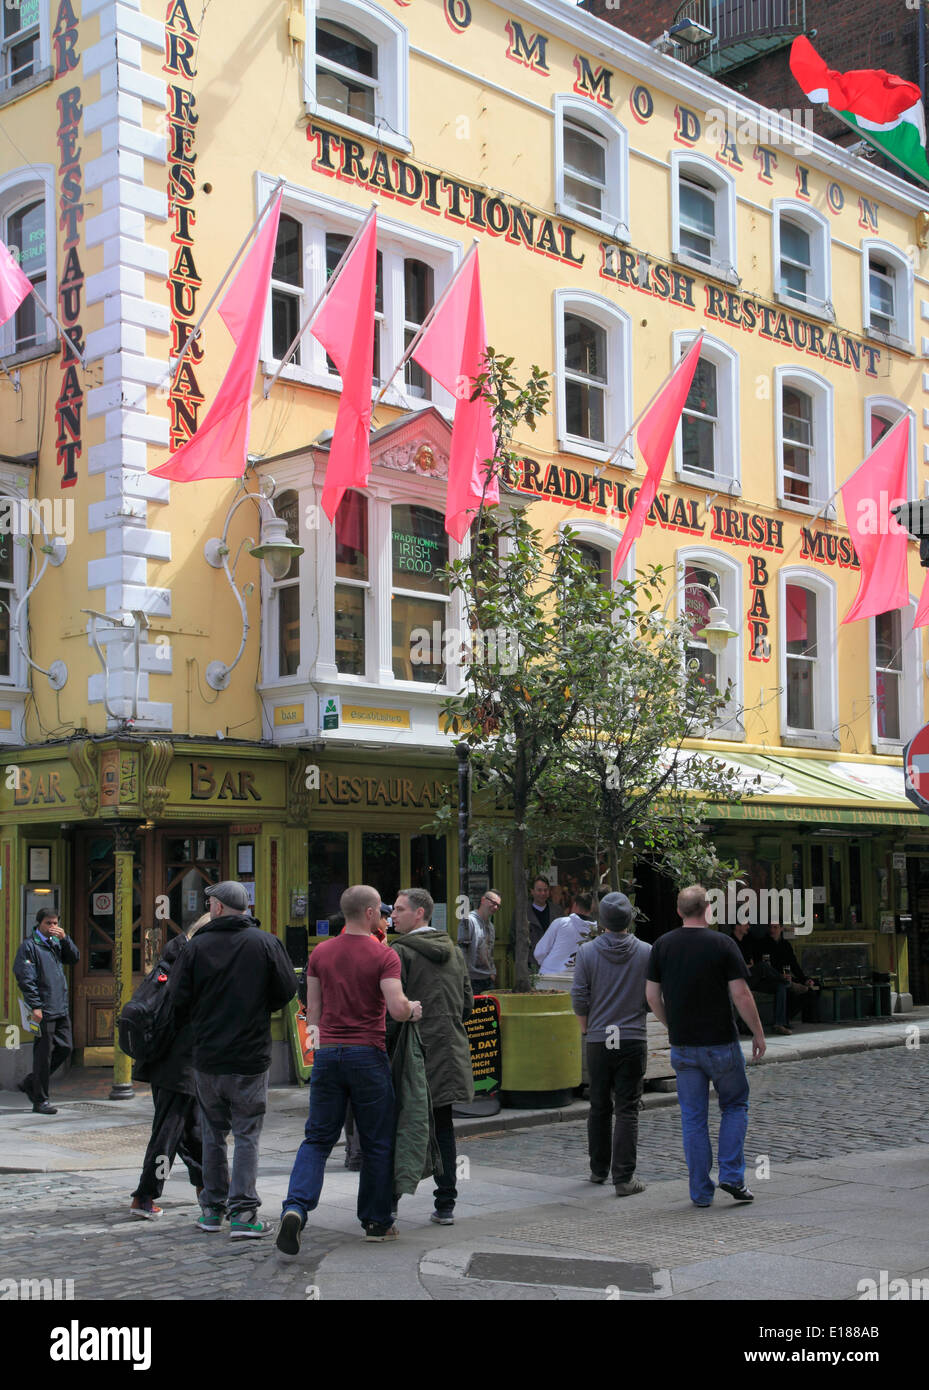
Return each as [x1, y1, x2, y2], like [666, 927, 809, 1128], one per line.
[0, 736, 924, 1097]
[0, 737, 512, 1090]
[630, 746, 927, 1018]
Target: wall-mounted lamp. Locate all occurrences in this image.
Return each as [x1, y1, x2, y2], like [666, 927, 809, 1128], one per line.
[663, 579, 739, 655]
[203, 476, 304, 690]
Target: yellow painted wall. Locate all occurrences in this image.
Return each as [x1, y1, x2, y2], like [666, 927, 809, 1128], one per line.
[2, 0, 927, 752]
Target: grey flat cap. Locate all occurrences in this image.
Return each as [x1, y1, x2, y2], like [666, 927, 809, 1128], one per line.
[204, 880, 249, 912]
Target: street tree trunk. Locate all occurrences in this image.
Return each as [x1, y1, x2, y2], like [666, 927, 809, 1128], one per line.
[512, 739, 530, 992]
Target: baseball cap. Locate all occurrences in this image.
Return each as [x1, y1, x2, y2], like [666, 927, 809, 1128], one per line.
[204, 880, 249, 912]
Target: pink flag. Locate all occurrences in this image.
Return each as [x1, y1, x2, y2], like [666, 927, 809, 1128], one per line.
[915, 572, 929, 628]
[840, 414, 910, 623]
[311, 214, 378, 522]
[412, 251, 497, 542]
[612, 333, 704, 579]
[0, 240, 33, 327]
[152, 192, 283, 481]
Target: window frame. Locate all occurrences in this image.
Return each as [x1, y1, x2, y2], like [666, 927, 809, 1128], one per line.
[0, 0, 50, 98]
[670, 151, 738, 284]
[553, 94, 629, 241]
[259, 178, 459, 413]
[774, 365, 834, 517]
[259, 466, 467, 701]
[778, 568, 839, 749]
[675, 548, 744, 739]
[0, 473, 34, 698]
[869, 600, 922, 753]
[772, 200, 833, 319]
[304, 0, 410, 152]
[554, 289, 632, 465]
[0, 168, 55, 361]
[557, 518, 634, 589]
[672, 331, 740, 492]
[861, 239, 914, 351]
[864, 396, 916, 501]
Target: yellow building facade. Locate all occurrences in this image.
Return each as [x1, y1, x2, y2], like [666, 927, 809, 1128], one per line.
[2, 0, 929, 1081]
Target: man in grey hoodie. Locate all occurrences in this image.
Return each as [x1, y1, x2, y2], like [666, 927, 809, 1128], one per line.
[571, 892, 651, 1197]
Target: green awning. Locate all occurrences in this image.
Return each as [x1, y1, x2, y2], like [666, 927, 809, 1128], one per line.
[697, 751, 923, 828]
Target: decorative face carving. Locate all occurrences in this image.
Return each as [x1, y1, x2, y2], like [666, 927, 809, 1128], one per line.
[414, 443, 437, 472]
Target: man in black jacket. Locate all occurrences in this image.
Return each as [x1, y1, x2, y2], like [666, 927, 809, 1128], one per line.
[129, 915, 207, 1220]
[169, 881, 296, 1239]
[13, 908, 79, 1115]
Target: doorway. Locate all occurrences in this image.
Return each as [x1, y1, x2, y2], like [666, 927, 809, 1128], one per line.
[70, 827, 226, 1055]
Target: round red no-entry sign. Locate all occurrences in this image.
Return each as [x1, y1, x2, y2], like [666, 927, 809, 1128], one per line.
[904, 722, 929, 812]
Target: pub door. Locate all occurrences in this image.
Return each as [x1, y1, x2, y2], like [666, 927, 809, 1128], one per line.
[71, 828, 145, 1055]
[71, 828, 226, 1056]
[152, 829, 226, 945]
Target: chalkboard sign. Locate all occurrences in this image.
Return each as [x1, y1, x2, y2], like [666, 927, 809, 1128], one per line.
[465, 994, 501, 1096]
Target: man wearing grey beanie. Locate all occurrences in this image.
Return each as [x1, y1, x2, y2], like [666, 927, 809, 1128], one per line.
[170, 880, 296, 1239]
[571, 892, 651, 1197]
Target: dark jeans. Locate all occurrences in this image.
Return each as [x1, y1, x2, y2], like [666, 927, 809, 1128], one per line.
[195, 1070, 268, 1217]
[133, 1085, 203, 1200]
[25, 1015, 72, 1105]
[433, 1103, 457, 1213]
[586, 1038, 647, 1183]
[753, 967, 800, 1027]
[282, 1045, 395, 1231]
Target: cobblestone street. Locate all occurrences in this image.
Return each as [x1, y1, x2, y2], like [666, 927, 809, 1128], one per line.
[460, 1050, 929, 1181]
[0, 1049, 926, 1305]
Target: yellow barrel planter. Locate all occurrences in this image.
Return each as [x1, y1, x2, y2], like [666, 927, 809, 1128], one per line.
[496, 991, 581, 1108]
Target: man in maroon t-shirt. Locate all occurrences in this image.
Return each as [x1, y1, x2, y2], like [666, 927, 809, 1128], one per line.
[276, 885, 421, 1253]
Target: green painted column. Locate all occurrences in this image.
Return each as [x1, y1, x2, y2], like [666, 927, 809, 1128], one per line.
[110, 822, 136, 1100]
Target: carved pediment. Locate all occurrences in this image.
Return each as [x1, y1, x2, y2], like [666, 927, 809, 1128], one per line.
[369, 408, 453, 479]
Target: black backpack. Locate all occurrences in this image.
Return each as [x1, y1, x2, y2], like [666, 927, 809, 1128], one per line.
[117, 955, 177, 1063]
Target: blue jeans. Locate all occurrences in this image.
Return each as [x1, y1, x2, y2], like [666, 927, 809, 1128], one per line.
[670, 1042, 750, 1205]
[282, 1046, 395, 1230]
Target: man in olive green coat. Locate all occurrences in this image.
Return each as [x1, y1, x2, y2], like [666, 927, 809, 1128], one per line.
[390, 887, 474, 1225]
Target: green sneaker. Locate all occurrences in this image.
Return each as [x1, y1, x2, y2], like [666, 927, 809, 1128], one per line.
[230, 1210, 269, 1239]
[197, 1207, 225, 1232]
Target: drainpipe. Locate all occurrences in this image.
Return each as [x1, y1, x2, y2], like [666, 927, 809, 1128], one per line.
[920, 0, 927, 113]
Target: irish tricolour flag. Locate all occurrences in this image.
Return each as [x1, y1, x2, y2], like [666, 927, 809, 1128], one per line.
[790, 35, 929, 187]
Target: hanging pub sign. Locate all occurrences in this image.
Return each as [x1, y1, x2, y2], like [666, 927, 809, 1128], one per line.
[464, 993, 501, 1097]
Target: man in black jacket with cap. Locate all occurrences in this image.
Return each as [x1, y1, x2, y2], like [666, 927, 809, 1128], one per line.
[169, 881, 296, 1239]
[14, 908, 79, 1115]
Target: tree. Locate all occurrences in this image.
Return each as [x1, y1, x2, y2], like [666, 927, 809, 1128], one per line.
[435, 352, 746, 990]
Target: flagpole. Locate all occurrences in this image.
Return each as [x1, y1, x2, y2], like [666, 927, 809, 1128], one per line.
[0, 353, 20, 391]
[262, 201, 378, 399]
[165, 178, 285, 388]
[371, 240, 479, 412]
[603, 328, 705, 470]
[28, 284, 86, 369]
[825, 105, 929, 190]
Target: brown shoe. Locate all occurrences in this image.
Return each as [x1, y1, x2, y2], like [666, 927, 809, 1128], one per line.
[773, 1025, 792, 1035]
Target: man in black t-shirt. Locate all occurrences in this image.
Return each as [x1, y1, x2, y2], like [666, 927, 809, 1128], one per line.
[646, 885, 766, 1209]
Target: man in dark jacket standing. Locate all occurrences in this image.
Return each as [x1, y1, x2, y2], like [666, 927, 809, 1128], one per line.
[169, 881, 296, 1239]
[571, 893, 651, 1196]
[128, 915, 207, 1220]
[13, 908, 79, 1115]
[391, 887, 473, 1225]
